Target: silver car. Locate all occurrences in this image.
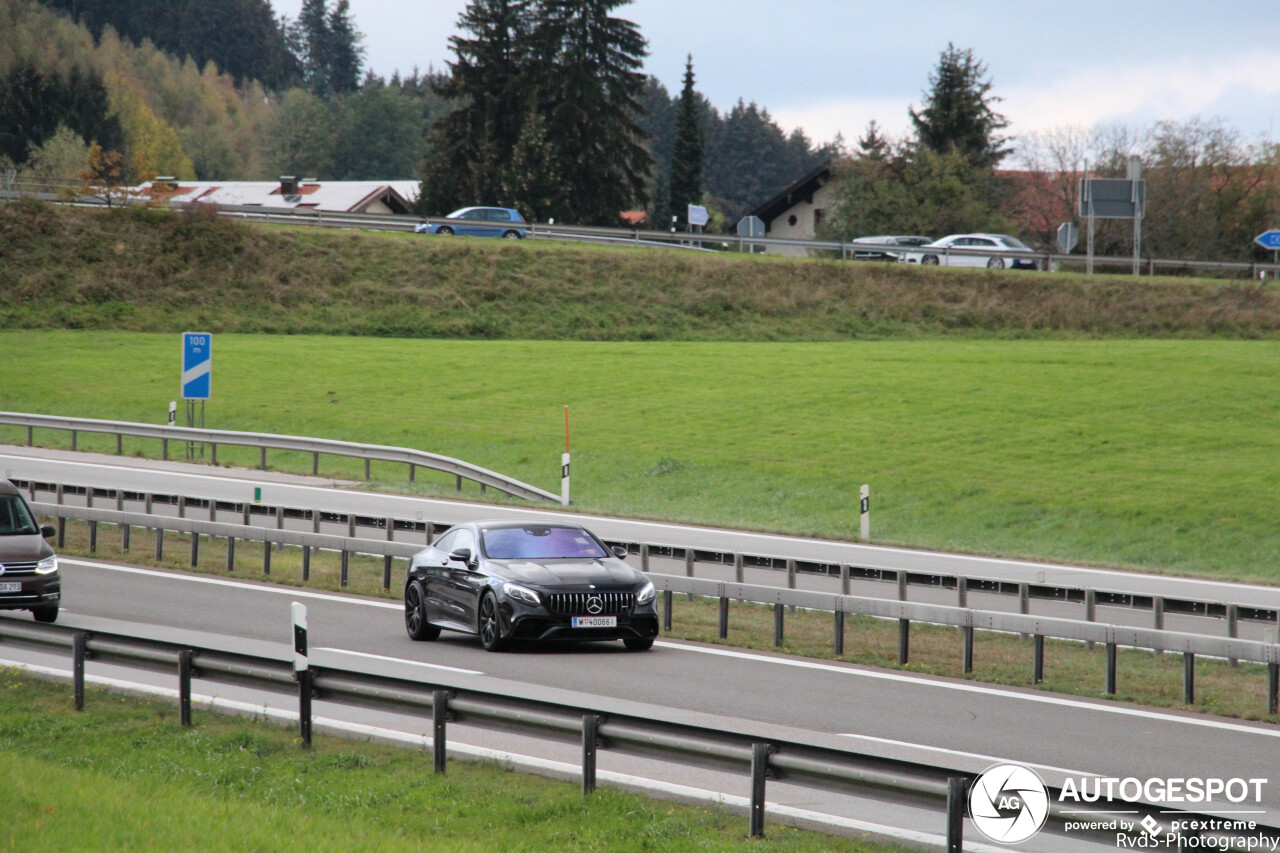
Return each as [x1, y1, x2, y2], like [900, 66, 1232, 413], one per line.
[900, 233, 1039, 270]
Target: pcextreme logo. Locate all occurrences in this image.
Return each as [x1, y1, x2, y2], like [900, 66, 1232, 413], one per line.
[970, 764, 1050, 843]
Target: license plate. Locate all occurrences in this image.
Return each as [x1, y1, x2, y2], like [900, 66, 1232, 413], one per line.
[0, 582, 20, 593]
[572, 616, 616, 628]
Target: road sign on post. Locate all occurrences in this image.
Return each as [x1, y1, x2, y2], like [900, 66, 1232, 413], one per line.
[1057, 222, 1078, 254]
[1254, 230, 1280, 250]
[182, 332, 211, 400]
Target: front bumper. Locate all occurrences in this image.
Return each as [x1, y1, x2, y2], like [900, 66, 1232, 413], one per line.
[500, 595, 660, 643]
[0, 573, 61, 611]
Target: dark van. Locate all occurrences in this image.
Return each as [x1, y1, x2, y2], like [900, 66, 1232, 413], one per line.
[0, 478, 60, 623]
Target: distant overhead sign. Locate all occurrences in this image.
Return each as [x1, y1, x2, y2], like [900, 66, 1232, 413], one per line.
[182, 331, 211, 400]
[687, 205, 709, 227]
[1255, 230, 1280, 250]
[1079, 178, 1146, 219]
[736, 215, 765, 238]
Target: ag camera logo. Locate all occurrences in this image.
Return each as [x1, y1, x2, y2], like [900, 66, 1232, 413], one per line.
[970, 763, 1050, 843]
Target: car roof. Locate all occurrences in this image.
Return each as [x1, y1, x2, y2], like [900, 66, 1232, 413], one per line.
[447, 206, 520, 216]
[0, 478, 19, 497]
[453, 519, 589, 532]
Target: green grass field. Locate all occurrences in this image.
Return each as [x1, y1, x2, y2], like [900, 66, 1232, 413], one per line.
[5, 330, 1279, 583]
[0, 669, 909, 852]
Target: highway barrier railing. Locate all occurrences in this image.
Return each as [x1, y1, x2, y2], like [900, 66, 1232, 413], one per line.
[26, 498, 1280, 716]
[0, 614, 1272, 846]
[0, 412, 559, 503]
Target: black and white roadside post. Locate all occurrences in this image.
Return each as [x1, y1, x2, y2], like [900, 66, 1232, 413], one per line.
[292, 602, 312, 748]
[561, 405, 571, 507]
[859, 484, 870, 540]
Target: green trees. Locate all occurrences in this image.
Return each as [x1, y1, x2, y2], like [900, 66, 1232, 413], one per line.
[418, 0, 652, 225]
[0, 61, 122, 165]
[666, 55, 704, 225]
[294, 0, 364, 98]
[909, 42, 1010, 169]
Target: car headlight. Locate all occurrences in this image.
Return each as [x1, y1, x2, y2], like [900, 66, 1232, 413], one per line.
[35, 556, 58, 575]
[635, 581, 655, 605]
[503, 583, 541, 606]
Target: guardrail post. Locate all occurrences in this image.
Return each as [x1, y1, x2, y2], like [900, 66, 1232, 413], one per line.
[189, 530, 199, 566]
[774, 604, 784, 647]
[88, 520, 97, 552]
[1018, 583, 1030, 639]
[263, 540, 271, 575]
[27, 425, 32, 446]
[340, 550, 349, 587]
[210, 443, 217, 465]
[957, 576, 967, 608]
[433, 690, 449, 774]
[70, 429, 76, 451]
[1105, 642, 1118, 695]
[409, 462, 415, 482]
[897, 570, 907, 601]
[662, 589, 672, 631]
[641, 544, 649, 573]
[179, 649, 193, 727]
[121, 523, 130, 552]
[1154, 596, 1165, 656]
[73, 631, 87, 711]
[1033, 635, 1045, 684]
[1227, 605, 1239, 667]
[749, 743, 770, 838]
[735, 553, 745, 584]
[178, 495, 186, 518]
[163, 438, 168, 460]
[455, 474, 462, 492]
[312, 452, 319, 476]
[226, 536, 235, 571]
[57, 516, 66, 548]
[1269, 663, 1278, 715]
[718, 597, 729, 639]
[833, 611, 844, 656]
[312, 510, 321, 534]
[364, 458, 370, 480]
[963, 625, 974, 674]
[347, 514, 356, 538]
[839, 563, 850, 596]
[56, 483, 64, 505]
[786, 560, 797, 613]
[260, 447, 266, 470]
[1085, 589, 1097, 650]
[946, 776, 966, 853]
[1183, 652, 1195, 705]
[582, 715, 599, 796]
[242, 503, 250, 526]
[302, 545, 310, 582]
[685, 550, 695, 601]
[898, 619, 910, 665]
[155, 527, 164, 560]
[209, 498, 217, 521]
[116, 433, 123, 454]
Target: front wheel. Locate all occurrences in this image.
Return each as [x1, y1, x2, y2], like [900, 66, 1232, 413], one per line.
[987, 257, 1005, 269]
[502, 230, 522, 239]
[32, 605, 58, 624]
[922, 255, 940, 266]
[478, 592, 508, 652]
[405, 580, 440, 641]
[623, 638, 654, 652]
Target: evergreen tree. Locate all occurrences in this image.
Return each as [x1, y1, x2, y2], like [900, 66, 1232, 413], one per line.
[326, 0, 364, 95]
[667, 54, 704, 224]
[0, 61, 122, 165]
[909, 43, 1010, 169]
[858, 120, 889, 160]
[531, 0, 652, 224]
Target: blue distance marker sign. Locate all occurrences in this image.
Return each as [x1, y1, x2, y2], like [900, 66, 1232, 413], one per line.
[181, 332, 212, 399]
[1255, 230, 1280, 250]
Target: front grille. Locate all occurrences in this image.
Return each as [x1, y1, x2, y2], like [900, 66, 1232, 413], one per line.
[547, 592, 633, 616]
[0, 561, 39, 577]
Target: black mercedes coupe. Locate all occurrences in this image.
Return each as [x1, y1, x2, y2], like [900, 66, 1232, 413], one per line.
[403, 520, 659, 652]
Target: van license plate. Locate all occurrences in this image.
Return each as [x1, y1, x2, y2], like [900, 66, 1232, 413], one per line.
[0, 582, 21, 593]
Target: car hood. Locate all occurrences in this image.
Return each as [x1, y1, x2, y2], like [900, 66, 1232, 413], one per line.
[0, 533, 54, 563]
[492, 558, 642, 589]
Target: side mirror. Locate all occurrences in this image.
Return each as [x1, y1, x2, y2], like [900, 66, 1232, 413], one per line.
[41, 524, 56, 539]
[448, 547, 474, 566]
[611, 545, 628, 560]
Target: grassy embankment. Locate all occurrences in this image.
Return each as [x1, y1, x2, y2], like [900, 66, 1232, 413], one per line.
[0, 668, 909, 852]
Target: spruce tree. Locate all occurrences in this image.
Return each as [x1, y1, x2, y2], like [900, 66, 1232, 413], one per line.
[667, 54, 704, 224]
[326, 0, 365, 96]
[909, 43, 1010, 169]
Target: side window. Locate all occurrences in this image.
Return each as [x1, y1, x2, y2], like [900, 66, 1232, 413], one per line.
[461, 210, 484, 220]
[432, 530, 458, 554]
[453, 530, 476, 559]
[486, 209, 506, 221]
[973, 238, 995, 248]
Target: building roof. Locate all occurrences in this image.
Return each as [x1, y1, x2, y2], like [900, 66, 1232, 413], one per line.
[746, 159, 837, 227]
[139, 180, 420, 214]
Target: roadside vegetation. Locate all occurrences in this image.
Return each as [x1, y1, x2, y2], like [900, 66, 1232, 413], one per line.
[47, 520, 1280, 724]
[0, 667, 910, 852]
[4, 202, 1280, 339]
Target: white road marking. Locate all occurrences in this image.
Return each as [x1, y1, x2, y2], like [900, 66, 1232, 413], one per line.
[0, 655, 1024, 853]
[654, 641, 1280, 738]
[316, 647, 483, 676]
[65, 557, 1280, 740]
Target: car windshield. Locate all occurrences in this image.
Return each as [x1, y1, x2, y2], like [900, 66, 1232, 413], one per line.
[482, 526, 608, 560]
[0, 495, 39, 536]
[997, 235, 1029, 249]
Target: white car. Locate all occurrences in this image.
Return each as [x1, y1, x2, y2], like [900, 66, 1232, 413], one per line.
[900, 233, 1039, 270]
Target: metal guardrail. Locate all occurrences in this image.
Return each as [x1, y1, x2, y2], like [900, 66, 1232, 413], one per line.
[4, 184, 1278, 279]
[28, 499, 1280, 715]
[0, 605, 1270, 844]
[0, 412, 559, 503]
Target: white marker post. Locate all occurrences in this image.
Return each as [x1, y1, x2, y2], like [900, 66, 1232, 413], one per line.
[168, 401, 177, 425]
[561, 406, 571, 506]
[859, 484, 870, 540]
[291, 602, 312, 747]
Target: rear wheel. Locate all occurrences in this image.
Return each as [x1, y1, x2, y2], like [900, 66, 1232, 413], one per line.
[922, 255, 940, 266]
[478, 592, 508, 652]
[32, 605, 58, 624]
[623, 638, 654, 652]
[405, 580, 440, 641]
[437, 225, 454, 236]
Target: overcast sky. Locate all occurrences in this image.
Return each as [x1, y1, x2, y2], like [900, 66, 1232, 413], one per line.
[273, 0, 1280, 148]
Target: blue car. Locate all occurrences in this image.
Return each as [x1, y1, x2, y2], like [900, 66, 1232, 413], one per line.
[415, 207, 528, 239]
